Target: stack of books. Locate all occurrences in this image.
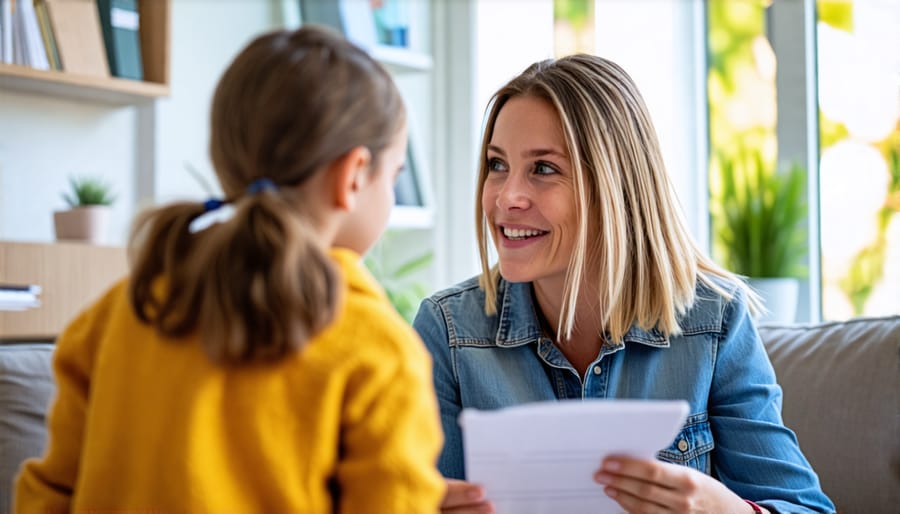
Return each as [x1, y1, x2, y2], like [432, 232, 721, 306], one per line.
[0, 0, 143, 80]
[0, 283, 41, 311]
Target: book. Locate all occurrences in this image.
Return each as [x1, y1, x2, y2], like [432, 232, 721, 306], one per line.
[15, 0, 49, 70]
[0, 283, 41, 311]
[0, 0, 12, 64]
[34, 0, 61, 70]
[96, 0, 142, 80]
[44, 0, 109, 77]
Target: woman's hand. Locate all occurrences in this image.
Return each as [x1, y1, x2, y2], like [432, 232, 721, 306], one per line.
[594, 456, 766, 514]
[440, 478, 495, 514]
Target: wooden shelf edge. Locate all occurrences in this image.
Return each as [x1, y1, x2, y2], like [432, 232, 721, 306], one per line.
[0, 63, 169, 104]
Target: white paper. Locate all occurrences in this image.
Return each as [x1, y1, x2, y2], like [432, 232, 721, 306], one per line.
[461, 399, 690, 514]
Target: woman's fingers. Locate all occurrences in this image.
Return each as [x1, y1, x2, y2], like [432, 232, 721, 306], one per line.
[596, 456, 693, 491]
[595, 466, 683, 513]
[594, 456, 727, 514]
[441, 479, 495, 514]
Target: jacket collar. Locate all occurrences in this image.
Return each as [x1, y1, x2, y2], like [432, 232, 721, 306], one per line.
[493, 279, 669, 349]
[329, 247, 385, 301]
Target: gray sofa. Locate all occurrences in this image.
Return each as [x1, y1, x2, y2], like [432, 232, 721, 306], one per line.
[2, 317, 898, 513]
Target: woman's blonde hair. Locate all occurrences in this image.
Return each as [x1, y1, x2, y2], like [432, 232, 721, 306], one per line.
[129, 26, 405, 364]
[476, 54, 757, 343]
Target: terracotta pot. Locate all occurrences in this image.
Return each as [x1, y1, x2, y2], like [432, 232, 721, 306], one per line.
[53, 206, 111, 244]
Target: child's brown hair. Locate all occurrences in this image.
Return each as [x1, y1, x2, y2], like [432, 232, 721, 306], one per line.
[128, 26, 406, 364]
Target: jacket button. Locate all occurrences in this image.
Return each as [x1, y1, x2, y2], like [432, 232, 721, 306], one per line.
[677, 439, 689, 452]
[592, 365, 602, 375]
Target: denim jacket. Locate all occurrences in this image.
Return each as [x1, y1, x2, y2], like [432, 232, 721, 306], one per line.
[413, 276, 835, 514]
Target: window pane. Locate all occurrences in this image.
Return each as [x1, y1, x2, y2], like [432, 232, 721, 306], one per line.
[817, 0, 900, 319]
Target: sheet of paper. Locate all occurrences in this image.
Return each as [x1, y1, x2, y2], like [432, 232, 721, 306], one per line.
[461, 399, 690, 514]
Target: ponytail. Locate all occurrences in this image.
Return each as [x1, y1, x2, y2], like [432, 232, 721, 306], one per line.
[128, 191, 340, 364]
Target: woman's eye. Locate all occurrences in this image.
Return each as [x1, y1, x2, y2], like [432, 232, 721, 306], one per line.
[534, 162, 557, 175]
[487, 157, 507, 172]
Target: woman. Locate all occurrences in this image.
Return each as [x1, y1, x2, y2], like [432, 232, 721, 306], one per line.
[417, 54, 834, 514]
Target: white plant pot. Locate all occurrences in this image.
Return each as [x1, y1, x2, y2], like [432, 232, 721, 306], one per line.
[53, 206, 111, 245]
[748, 277, 799, 325]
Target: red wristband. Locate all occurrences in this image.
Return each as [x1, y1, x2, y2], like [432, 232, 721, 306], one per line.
[744, 499, 763, 513]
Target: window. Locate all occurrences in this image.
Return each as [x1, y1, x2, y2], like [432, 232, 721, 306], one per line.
[706, 0, 900, 321]
[816, 0, 900, 319]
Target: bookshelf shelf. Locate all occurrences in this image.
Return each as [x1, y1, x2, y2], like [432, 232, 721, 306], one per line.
[0, 0, 170, 106]
[0, 63, 168, 104]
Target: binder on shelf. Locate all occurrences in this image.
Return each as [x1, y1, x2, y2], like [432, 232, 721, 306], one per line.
[96, 0, 142, 80]
[44, 0, 110, 78]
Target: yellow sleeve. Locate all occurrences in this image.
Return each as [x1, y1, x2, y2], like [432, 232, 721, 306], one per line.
[335, 326, 446, 514]
[14, 298, 107, 513]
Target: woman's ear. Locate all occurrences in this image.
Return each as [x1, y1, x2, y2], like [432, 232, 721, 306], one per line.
[330, 146, 372, 211]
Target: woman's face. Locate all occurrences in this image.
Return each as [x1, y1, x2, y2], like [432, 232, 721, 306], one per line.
[482, 95, 578, 293]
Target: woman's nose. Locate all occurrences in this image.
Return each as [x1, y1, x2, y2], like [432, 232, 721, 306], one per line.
[496, 173, 530, 210]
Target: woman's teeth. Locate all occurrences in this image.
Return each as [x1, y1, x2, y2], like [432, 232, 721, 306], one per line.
[503, 227, 545, 240]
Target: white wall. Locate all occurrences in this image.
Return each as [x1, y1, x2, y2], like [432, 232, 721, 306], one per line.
[0, 95, 139, 243]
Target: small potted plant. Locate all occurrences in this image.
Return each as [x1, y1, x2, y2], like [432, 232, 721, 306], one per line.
[712, 150, 808, 323]
[53, 175, 116, 245]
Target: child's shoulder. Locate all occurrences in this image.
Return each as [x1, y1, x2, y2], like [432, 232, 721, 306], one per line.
[340, 287, 421, 352]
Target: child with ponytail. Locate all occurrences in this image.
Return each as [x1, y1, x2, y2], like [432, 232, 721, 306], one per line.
[16, 25, 444, 513]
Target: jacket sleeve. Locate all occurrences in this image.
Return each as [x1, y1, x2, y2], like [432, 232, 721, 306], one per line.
[709, 288, 835, 514]
[413, 297, 466, 480]
[14, 304, 104, 513]
[335, 320, 445, 514]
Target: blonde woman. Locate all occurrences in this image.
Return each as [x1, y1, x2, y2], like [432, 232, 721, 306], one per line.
[418, 54, 834, 514]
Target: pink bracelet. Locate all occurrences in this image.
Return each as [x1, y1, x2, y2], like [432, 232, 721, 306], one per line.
[744, 499, 763, 513]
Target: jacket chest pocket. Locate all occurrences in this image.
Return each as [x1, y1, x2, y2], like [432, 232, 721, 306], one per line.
[656, 413, 714, 474]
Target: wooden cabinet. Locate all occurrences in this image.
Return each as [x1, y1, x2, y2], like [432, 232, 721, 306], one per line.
[0, 241, 128, 341]
[0, 0, 170, 104]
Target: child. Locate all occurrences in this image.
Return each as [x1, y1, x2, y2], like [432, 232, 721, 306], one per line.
[15, 26, 445, 513]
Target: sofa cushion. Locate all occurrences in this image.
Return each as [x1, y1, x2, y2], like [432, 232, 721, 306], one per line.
[0, 343, 55, 514]
[759, 316, 900, 514]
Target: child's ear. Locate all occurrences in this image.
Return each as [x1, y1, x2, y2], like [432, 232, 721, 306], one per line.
[331, 146, 371, 211]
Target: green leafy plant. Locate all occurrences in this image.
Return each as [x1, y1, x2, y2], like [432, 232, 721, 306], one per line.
[62, 176, 116, 208]
[365, 249, 434, 323]
[713, 151, 808, 278]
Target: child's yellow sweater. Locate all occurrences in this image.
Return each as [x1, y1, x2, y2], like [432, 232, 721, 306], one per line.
[15, 248, 445, 513]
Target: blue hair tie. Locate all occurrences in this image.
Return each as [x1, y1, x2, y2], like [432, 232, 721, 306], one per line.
[203, 198, 225, 212]
[247, 178, 277, 195]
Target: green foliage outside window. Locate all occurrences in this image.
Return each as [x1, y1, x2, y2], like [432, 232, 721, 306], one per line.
[817, 1, 900, 317]
[364, 237, 433, 324]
